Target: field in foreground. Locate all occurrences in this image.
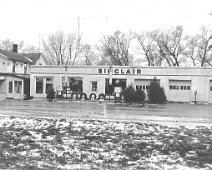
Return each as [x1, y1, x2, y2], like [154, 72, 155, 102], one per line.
[0, 117, 212, 170]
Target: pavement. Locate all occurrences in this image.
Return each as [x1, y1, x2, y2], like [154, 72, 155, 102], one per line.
[0, 99, 212, 127]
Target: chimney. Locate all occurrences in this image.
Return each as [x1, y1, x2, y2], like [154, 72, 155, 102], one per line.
[13, 44, 18, 53]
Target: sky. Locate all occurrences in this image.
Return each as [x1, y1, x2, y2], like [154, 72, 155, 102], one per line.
[0, 0, 212, 49]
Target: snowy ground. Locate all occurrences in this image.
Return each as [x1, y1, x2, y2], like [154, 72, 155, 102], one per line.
[0, 117, 212, 170]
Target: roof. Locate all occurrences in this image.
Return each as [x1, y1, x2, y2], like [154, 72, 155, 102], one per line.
[22, 53, 43, 65]
[0, 49, 32, 64]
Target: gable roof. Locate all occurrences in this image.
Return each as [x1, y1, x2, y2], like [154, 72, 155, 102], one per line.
[22, 53, 49, 65]
[0, 49, 32, 63]
[22, 53, 42, 65]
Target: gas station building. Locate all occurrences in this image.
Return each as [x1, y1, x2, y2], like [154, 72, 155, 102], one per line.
[30, 65, 212, 103]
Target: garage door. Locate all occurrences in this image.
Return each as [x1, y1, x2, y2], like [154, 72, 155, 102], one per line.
[169, 80, 191, 102]
[134, 79, 157, 100]
[209, 80, 212, 103]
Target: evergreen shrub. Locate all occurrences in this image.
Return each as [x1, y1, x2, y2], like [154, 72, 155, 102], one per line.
[122, 84, 145, 103]
[46, 86, 55, 102]
[148, 77, 166, 104]
[135, 88, 145, 102]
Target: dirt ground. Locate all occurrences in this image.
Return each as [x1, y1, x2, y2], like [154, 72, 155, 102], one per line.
[0, 99, 212, 127]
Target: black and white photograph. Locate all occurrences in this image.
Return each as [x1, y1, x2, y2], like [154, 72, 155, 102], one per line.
[0, 0, 212, 169]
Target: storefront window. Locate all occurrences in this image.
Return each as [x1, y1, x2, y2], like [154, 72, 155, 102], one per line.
[62, 77, 83, 93]
[46, 77, 53, 93]
[14, 81, 22, 93]
[8, 81, 13, 93]
[91, 81, 97, 92]
[36, 77, 43, 94]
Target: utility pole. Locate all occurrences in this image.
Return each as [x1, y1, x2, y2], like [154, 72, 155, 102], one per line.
[39, 33, 41, 54]
[78, 16, 80, 50]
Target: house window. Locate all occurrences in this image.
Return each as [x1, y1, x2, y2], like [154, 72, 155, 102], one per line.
[210, 86, 212, 91]
[12, 61, 15, 73]
[91, 81, 97, 92]
[24, 64, 27, 74]
[46, 77, 53, 93]
[9, 81, 13, 93]
[36, 77, 43, 94]
[14, 81, 22, 93]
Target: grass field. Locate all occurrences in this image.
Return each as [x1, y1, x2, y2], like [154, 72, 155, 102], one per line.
[0, 117, 212, 170]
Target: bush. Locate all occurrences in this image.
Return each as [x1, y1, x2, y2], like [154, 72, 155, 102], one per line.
[46, 86, 55, 101]
[148, 77, 166, 104]
[135, 88, 145, 102]
[122, 85, 145, 103]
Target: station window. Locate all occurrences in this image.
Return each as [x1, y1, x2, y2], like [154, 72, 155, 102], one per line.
[143, 85, 146, 90]
[91, 81, 97, 92]
[8, 81, 13, 93]
[36, 77, 43, 94]
[46, 77, 53, 93]
[62, 77, 83, 93]
[14, 81, 22, 93]
[170, 85, 179, 90]
[136, 85, 149, 90]
[170, 85, 190, 90]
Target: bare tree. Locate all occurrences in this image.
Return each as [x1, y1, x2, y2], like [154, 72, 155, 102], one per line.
[184, 27, 212, 67]
[196, 26, 212, 66]
[43, 31, 81, 65]
[136, 31, 163, 66]
[0, 39, 35, 53]
[100, 30, 134, 66]
[78, 44, 100, 65]
[155, 26, 189, 66]
[183, 36, 200, 66]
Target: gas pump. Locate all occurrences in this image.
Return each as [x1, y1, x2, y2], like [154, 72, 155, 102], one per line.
[114, 87, 122, 100]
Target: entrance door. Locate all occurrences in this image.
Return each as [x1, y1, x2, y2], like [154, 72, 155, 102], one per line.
[24, 78, 30, 98]
[105, 78, 126, 96]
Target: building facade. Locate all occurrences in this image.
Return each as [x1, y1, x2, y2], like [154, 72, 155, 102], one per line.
[30, 65, 212, 103]
[0, 49, 31, 99]
[0, 46, 48, 100]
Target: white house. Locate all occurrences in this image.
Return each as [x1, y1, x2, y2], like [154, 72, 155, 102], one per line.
[0, 45, 48, 100]
[0, 49, 32, 99]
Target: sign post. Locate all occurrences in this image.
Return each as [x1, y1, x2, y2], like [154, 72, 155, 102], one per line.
[65, 66, 68, 100]
[109, 66, 112, 101]
[194, 90, 197, 104]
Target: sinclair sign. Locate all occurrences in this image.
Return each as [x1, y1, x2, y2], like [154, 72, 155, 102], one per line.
[98, 68, 141, 75]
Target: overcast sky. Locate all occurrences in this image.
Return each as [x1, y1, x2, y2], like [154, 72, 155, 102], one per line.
[0, 0, 212, 48]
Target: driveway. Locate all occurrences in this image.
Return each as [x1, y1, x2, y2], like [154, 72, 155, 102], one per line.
[0, 99, 212, 126]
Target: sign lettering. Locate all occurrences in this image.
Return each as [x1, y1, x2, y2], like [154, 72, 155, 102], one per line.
[98, 68, 142, 75]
